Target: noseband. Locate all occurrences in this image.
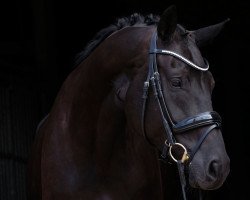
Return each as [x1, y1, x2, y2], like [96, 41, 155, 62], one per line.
[141, 31, 222, 200]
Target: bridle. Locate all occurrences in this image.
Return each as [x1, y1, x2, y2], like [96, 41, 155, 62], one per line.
[141, 31, 222, 200]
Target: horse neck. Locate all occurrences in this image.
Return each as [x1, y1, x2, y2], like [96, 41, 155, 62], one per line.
[89, 27, 165, 191]
[44, 26, 153, 156]
[50, 26, 154, 130]
[42, 26, 166, 197]
[94, 89, 164, 195]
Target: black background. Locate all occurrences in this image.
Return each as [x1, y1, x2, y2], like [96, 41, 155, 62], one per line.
[1, 0, 249, 199]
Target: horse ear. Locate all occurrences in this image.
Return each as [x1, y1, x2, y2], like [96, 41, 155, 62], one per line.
[157, 5, 178, 41]
[194, 18, 230, 47]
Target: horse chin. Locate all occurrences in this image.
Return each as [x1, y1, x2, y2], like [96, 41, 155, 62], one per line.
[188, 163, 229, 190]
[188, 175, 224, 190]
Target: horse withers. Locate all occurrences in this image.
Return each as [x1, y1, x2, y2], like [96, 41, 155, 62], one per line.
[27, 5, 230, 200]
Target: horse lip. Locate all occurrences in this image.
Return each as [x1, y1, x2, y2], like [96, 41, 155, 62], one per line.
[188, 169, 228, 190]
[187, 162, 229, 190]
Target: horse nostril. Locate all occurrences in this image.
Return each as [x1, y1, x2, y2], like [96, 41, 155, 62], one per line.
[208, 160, 220, 178]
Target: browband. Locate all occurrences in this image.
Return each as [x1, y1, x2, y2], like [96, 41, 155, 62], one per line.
[149, 49, 209, 71]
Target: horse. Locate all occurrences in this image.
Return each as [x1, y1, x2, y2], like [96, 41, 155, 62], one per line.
[27, 5, 230, 200]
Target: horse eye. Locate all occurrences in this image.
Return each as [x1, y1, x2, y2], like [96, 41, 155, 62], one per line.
[171, 78, 182, 88]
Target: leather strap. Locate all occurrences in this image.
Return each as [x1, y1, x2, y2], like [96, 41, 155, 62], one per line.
[187, 124, 219, 164]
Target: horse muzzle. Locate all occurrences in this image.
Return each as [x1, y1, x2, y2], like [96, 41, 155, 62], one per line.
[188, 151, 230, 190]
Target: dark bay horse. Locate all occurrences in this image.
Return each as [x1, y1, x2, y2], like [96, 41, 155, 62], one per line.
[27, 5, 230, 200]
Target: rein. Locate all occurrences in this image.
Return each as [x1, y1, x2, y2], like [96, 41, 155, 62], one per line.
[141, 31, 222, 200]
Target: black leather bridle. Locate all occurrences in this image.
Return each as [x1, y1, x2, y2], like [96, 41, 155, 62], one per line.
[141, 31, 222, 200]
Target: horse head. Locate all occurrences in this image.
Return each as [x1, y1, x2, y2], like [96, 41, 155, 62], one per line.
[122, 5, 230, 191]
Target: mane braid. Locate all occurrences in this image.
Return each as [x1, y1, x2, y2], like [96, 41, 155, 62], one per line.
[73, 13, 160, 67]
